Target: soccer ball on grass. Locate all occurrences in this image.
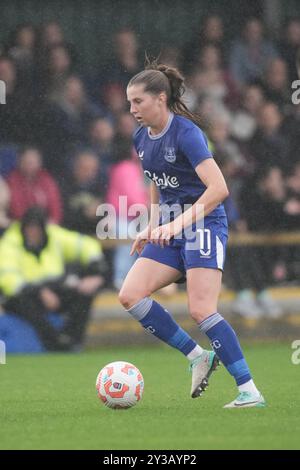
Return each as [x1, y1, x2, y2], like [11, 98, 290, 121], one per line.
[96, 361, 144, 409]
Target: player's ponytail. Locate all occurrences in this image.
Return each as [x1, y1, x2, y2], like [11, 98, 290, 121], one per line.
[128, 58, 203, 128]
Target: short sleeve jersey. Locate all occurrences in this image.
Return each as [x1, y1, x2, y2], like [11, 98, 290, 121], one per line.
[133, 113, 226, 218]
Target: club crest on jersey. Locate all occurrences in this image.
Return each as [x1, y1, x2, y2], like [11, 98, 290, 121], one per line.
[164, 147, 176, 163]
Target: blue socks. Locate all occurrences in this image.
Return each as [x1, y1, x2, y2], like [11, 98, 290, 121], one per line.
[127, 298, 197, 356]
[127, 301, 252, 387]
[199, 313, 252, 386]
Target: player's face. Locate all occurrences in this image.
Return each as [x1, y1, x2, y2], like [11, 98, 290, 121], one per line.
[127, 84, 166, 127]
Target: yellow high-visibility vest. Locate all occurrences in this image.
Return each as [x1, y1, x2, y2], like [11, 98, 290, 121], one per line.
[0, 222, 102, 297]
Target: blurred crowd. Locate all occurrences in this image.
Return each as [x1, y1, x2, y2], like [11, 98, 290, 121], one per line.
[0, 15, 300, 318]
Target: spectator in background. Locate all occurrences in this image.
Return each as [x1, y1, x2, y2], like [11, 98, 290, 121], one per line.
[37, 20, 77, 67]
[0, 54, 17, 96]
[39, 21, 65, 48]
[231, 166, 300, 318]
[0, 207, 105, 351]
[0, 56, 37, 144]
[240, 166, 296, 231]
[159, 45, 183, 70]
[188, 44, 239, 110]
[116, 112, 137, 140]
[6, 146, 62, 223]
[41, 44, 74, 101]
[183, 14, 226, 73]
[229, 18, 278, 87]
[261, 58, 291, 112]
[208, 112, 248, 202]
[288, 54, 300, 162]
[207, 110, 246, 233]
[6, 23, 37, 95]
[285, 162, 300, 281]
[106, 137, 148, 290]
[35, 21, 78, 99]
[88, 117, 115, 173]
[41, 75, 103, 175]
[286, 161, 300, 280]
[106, 29, 141, 88]
[62, 150, 106, 235]
[285, 162, 300, 229]
[193, 94, 227, 129]
[93, 29, 141, 99]
[231, 83, 265, 142]
[278, 17, 300, 83]
[246, 101, 291, 173]
[200, 14, 225, 46]
[101, 83, 127, 119]
[0, 176, 10, 235]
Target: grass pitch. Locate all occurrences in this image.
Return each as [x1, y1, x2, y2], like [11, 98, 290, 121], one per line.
[0, 342, 299, 450]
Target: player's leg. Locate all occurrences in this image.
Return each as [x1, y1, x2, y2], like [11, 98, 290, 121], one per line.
[119, 256, 181, 308]
[119, 253, 204, 361]
[184, 267, 221, 398]
[187, 267, 265, 407]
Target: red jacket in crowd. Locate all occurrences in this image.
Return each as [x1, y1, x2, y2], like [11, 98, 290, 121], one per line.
[7, 169, 63, 223]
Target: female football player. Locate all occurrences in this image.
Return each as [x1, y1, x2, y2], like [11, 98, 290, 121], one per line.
[119, 60, 265, 408]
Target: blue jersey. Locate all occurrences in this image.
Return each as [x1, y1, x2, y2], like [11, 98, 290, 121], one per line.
[133, 113, 226, 219]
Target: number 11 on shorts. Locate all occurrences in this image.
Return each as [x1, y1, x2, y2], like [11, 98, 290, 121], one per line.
[197, 229, 211, 256]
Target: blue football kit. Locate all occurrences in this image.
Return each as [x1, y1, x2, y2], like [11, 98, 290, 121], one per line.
[133, 113, 228, 275]
[128, 111, 257, 396]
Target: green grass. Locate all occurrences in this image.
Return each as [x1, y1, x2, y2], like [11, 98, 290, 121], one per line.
[0, 342, 299, 450]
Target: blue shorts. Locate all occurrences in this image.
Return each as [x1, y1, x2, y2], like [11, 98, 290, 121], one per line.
[140, 216, 228, 279]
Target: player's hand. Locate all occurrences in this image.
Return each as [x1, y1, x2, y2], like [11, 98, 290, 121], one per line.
[130, 226, 151, 256]
[150, 223, 174, 248]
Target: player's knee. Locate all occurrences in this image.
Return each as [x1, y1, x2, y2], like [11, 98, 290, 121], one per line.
[189, 301, 214, 323]
[118, 288, 131, 309]
[118, 288, 150, 310]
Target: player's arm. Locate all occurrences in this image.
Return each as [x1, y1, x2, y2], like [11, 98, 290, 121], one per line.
[130, 182, 160, 255]
[149, 181, 160, 230]
[172, 159, 229, 236]
[191, 158, 229, 218]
